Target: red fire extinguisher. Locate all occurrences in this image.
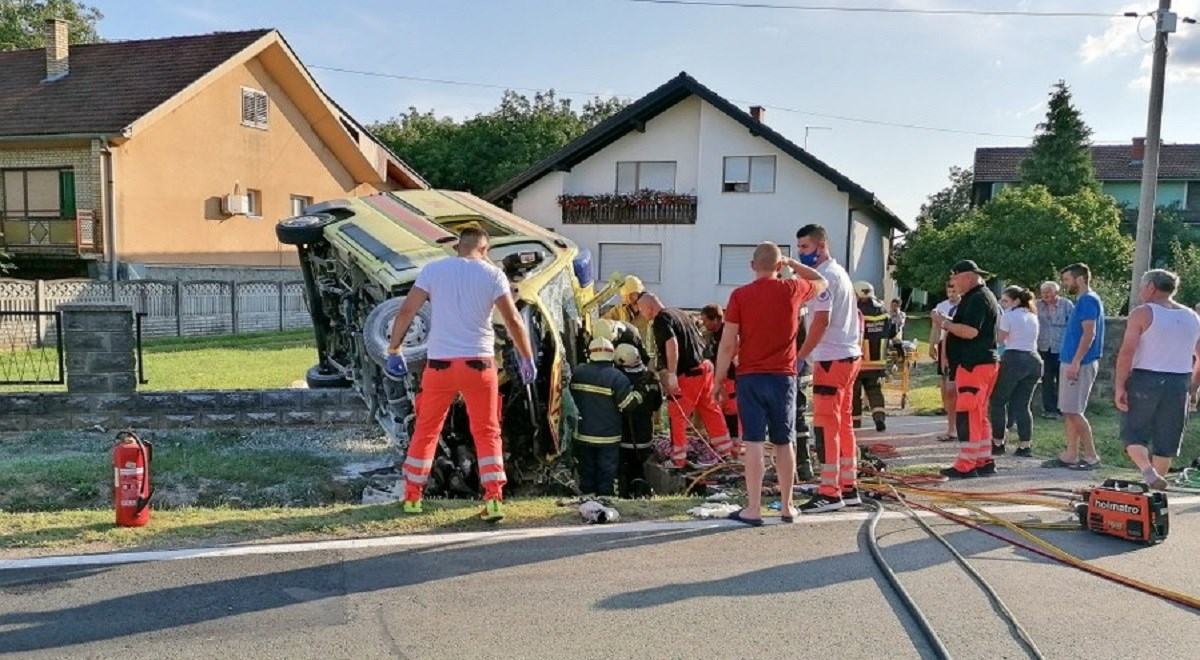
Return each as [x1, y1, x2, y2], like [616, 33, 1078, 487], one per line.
[113, 431, 153, 527]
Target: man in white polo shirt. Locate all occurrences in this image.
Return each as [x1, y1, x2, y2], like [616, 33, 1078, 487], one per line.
[794, 224, 863, 514]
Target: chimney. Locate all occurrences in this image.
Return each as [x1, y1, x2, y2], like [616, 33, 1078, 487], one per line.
[1131, 137, 1146, 164]
[44, 18, 69, 82]
[749, 105, 765, 123]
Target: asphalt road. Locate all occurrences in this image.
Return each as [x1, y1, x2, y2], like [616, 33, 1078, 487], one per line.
[3, 500, 1200, 660]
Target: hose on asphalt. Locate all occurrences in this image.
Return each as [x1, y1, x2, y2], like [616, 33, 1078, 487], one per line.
[883, 486, 1047, 660]
[863, 499, 954, 660]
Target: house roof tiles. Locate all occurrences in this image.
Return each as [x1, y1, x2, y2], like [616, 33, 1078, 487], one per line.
[974, 144, 1200, 182]
[0, 29, 271, 137]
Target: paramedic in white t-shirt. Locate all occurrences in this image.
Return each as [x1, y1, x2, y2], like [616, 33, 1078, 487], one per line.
[929, 281, 960, 442]
[794, 224, 863, 514]
[385, 226, 536, 523]
[988, 286, 1042, 457]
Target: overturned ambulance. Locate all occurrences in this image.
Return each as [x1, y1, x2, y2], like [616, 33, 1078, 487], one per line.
[277, 190, 617, 497]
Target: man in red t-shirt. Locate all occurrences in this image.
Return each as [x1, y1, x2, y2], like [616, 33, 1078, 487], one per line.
[713, 242, 827, 525]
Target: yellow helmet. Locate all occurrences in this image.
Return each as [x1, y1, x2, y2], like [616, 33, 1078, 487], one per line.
[854, 281, 874, 298]
[593, 318, 618, 342]
[618, 275, 644, 301]
[588, 338, 616, 362]
[614, 343, 642, 367]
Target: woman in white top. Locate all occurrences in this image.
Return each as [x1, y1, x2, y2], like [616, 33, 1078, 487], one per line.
[990, 286, 1042, 457]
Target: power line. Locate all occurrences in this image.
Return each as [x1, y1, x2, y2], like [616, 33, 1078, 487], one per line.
[310, 65, 1031, 139]
[615, 0, 1130, 19]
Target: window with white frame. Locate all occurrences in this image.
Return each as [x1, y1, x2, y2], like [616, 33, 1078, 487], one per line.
[615, 161, 676, 194]
[246, 189, 262, 218]
[290, 195, 312, 217]
[718, 244, 792, 286]
[599, 243, 662, 284]
[723, 156, 776, 193]
[241, 87, 269, 129]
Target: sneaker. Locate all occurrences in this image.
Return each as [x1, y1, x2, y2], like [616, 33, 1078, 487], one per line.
[841, 488, 863, 506]
[991, 443, 1006, 456]
[800, 495, 846, 514]
[401, 499, 423, 514]
[479, 499, 505, 523]
[1014, 447, 1032, 458]
[940, 466, 977, 479]
[975, 461, 996, 476]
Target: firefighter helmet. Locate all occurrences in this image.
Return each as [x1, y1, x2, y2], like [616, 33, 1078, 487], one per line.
[614, 343, 642, 367]
[854, 281, 874, 298]
[588, 338, 616, 362]
[618, 275, 645, 303]
[593, 318, 620, 343]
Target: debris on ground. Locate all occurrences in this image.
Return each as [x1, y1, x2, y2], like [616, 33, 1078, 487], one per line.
[687, 501, 742, 519]
[579, 500, 620, 524]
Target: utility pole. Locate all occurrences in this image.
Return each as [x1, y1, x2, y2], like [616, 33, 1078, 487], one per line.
[1130, 0, 1175, 308]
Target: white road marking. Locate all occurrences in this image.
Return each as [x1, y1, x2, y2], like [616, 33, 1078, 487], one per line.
[3, 495, 1195, 571]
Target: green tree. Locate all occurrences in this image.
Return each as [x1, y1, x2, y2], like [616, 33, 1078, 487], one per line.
[892, 217, 978, 295]
[1117, 202, 1200, 269]
[971, 185, 1130, 287]
[1168, 239, 1200, 308]
[1019, 80, 1100, 196]
[370, 90, 628, 195]
[915, 166, 974, 230]
[0, 0, 102, 50]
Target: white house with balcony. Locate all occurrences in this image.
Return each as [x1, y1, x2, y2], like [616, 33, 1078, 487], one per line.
[487, 73, 907, 309]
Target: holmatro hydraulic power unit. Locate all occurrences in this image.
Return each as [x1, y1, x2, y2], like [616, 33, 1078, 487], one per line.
[1074, 479, 1168, 545]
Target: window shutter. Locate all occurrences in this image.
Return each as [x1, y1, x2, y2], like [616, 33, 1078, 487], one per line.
[749, 156, 776, 193]
[59, 171, 76, 218]
[719, 245, 755, 286]
[600, 243, 662, 284]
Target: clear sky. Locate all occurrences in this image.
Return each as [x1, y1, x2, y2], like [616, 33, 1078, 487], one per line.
[86, 0, 1200, 223]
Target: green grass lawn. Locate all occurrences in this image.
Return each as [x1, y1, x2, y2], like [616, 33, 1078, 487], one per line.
[0, 329, 319, 392]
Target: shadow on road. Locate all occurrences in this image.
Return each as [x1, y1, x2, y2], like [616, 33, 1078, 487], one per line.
[0, 525, 735, 654]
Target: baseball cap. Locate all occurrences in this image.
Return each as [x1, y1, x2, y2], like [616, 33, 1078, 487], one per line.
[950, 259, 992, 278]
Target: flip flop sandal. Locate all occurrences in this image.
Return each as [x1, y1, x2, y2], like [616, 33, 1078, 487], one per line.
[780, 508, 797, 524]
[727, 509, 764, 527]
[1069, 460, 1103, 471]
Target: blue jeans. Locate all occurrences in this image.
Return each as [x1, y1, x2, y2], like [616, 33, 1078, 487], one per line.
[736, 374, 797, 445]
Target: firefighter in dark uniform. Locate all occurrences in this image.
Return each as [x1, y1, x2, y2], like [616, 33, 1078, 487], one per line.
[570, 338, 643, 496]
[593, 318, 650, 366]
[613, 343, 663, 497]
[795, 307, 815, 480]
[854, 282, 894, 432]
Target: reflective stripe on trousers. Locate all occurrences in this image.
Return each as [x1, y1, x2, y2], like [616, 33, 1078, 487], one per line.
[402, 358, 507, 500]
[952, 362, 1000, 472]
[812, 357, 861, 498]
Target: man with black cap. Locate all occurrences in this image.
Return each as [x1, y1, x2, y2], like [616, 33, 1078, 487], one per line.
[932, 260, 1001, 478]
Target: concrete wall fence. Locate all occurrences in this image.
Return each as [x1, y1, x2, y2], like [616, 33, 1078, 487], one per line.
[0, 389, 369, 432]
[0, 277, 310, 338]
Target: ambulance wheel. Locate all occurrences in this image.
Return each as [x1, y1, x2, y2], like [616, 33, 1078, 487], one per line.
[306, 364, 351, 389]
[363, 296, 431, 367]
[276, 213, 342, 246]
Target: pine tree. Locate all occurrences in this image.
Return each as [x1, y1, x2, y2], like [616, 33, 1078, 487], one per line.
[1019, 80, 1100, 196]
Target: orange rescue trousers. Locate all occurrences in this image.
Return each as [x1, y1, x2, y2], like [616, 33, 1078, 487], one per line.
[812, 357, 862, 499]
[666, 361, 733, 466]
[402, 358, 506, 501]
[952, 362, 1000, 473]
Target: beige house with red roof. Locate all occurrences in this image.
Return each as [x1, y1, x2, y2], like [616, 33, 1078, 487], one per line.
[0, 20, 425, 280]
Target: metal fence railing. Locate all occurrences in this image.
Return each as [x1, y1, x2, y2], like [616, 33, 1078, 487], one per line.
[0, 278, 310, 339]
[0, 311, 64, 385]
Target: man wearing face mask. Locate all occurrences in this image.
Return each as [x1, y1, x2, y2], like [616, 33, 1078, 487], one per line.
[794, 224, 863, 513]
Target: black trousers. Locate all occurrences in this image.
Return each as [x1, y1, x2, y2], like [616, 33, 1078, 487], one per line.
[579, 442, 620, 497]
[852, 371, 886, 422]
[1039, 350, 1061, 414]
[619, 410, 655, 497]
[795, 373, 812, 465]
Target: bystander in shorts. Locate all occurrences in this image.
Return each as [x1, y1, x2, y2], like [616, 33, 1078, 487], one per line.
[1120, 369, 1191, 457]
[736, 374, 797, 446]
[1058, 361, 1097, 414]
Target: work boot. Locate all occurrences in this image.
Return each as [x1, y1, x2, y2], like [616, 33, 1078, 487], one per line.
[873, 413, 886, 433]
[795, 447, 816, 481]
[401, 499, 423, 514]
[853, 419, 863, 429]
[940, 466, 977, 479]
[975, 461, 997, 476]
[480, 498, 505, 523]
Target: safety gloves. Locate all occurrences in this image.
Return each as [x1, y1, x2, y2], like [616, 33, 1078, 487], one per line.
[519, 355, 537, 385]
[385, 348, 408, 378]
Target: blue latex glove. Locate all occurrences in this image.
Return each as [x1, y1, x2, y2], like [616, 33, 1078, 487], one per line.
[385, 351, 408, 378]
[518, 355, 537, 385]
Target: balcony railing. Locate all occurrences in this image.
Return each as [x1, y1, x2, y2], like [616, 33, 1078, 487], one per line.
[0, 211, 103, 257]
[558, 191, 698, 225]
